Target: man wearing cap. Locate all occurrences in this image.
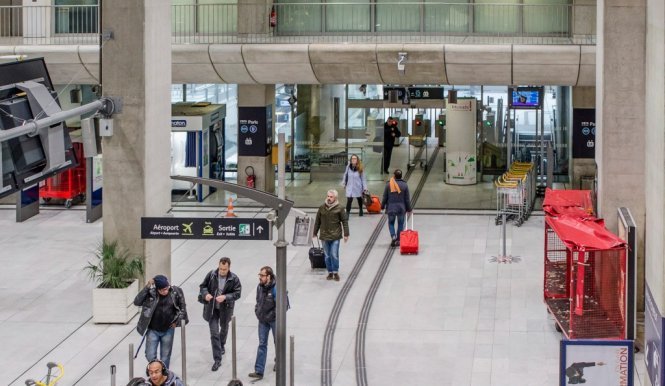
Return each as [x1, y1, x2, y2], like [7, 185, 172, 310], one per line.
[134, 275, 188, 369]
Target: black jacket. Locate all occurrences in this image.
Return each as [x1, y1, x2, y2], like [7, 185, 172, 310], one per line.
[381, 178, 412, 215]
[383, 121, 401, 147]
[198, 269, 242, 322]
[255, 280, 276, 323]
[133, 285, 188, 336]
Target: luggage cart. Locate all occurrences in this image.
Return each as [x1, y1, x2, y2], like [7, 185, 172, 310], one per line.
[494, 162, 535, 226]
[407, 134, 428, 170]
[40, 142, 86, 208]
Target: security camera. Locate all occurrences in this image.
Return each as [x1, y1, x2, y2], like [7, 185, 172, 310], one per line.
[397, 52, 407, 75]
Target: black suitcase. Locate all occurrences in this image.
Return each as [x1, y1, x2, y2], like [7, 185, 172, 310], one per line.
[308, 240, 326, 269]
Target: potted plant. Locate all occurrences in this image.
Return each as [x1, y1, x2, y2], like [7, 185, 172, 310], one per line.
[84, 240, 144, 324]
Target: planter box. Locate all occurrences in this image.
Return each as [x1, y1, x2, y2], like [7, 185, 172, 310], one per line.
[92, 279, 139, 324]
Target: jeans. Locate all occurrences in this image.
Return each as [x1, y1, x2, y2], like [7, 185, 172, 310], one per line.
[145, 327, 175, 369]
[322, 239, 340, 273]
[387, 213, 405, 240]
[209, 309, 232, 361]
[254, 320, 276, 374]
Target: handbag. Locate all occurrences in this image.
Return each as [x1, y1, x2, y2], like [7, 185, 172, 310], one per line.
[362, 190, 372, 207]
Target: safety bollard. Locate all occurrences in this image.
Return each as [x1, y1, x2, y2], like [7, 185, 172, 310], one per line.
[290, 336, 295, 386]
[227, 316, 243, 386]
[110, 365, 116, 386]
[181, 318, 187, 384]
[129, 343, 134, 379]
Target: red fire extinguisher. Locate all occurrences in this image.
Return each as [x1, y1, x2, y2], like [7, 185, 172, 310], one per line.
[269, 5, 277, 28]
[245, 166, 256, 189]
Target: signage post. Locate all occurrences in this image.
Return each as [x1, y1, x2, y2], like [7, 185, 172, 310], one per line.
[157, 175, 294, 386]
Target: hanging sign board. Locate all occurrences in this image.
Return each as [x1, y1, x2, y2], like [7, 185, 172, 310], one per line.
[141, 217, 272, 240]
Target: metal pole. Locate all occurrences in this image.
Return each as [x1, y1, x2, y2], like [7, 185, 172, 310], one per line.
[289, 335, 295, 386]
[502, 213, 507, 257]
[180, 318, 187, 384]
[506, 106, 512, 167]
[540, 100, 545, 189]
[110, 365, 116, 386]
[276, 132, 288, 386]
[128, 343, 134, 379]
[290, 96, 295, 181]
[231, 316, 238, 380]
[0, 99, 106, 142]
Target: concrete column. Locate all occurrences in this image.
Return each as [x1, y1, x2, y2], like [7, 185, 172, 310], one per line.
[645, 0, 665, 312]
[596, 0, 646, 231]
[101, 1, 172, 279]
[571, 86, 596, 190]
[237, 0, 270, 35]
[597, 0, 647, 334]
[238, 85, 275, 193]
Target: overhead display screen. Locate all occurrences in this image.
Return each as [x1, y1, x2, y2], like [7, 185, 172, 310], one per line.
[509, 87, 543, 109]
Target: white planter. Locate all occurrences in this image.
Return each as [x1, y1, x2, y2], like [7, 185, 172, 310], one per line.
[92, 279, 139, 324]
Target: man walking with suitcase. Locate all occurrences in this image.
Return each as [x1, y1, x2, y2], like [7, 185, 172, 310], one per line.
[381, 169, 412, 247]
[199, 257, 242, 372]
[313, 189, 350, 281]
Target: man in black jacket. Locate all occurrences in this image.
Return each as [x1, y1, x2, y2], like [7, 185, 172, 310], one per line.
[199, 257, 242, 372]
[133, 275, 188, 369]
[383, 117, 401, 174]
[248, 266, 277, 380]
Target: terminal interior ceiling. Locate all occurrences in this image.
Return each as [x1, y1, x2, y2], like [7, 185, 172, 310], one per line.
[166, 83, 570, 210]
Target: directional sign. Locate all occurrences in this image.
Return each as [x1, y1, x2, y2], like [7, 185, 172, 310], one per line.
[141, 217, 272, 240]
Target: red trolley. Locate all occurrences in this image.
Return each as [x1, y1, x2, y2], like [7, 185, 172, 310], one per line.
[543, 214, 627, 339]
[40, 142, 86, 208]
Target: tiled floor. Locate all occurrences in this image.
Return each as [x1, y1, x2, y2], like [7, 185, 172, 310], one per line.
[0, 203, 650, 386]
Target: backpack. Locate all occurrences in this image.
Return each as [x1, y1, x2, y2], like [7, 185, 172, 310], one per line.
[272, 286, 291, 310]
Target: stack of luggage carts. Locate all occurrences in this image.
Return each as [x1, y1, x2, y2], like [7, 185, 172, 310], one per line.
[494, 161, 536, 227]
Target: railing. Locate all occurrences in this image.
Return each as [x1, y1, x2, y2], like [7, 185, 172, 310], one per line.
[0, 3, 596, 46]
[0, 5, 99, 45]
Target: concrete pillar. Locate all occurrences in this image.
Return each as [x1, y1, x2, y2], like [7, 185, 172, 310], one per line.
[571, 86, 596, 190]
[596, 0, 646, 231]
[238, 0, 270, 35]
[597, 0, 647, 337]
[101, 1, 172, 280]
[645, 0, 665, 313]
[238, 85, 275, 193]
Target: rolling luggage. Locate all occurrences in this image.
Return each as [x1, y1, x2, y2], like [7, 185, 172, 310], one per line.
[308, 239, 326, 269]
[366, 194, 382, 214]
[400, 213, 419, 255]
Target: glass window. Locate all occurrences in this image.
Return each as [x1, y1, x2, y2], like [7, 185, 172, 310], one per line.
[326, 0, 370, 32]
[424, 0, 470, 33]
[376, 0, 421, 32]
[474, 0, 519, 35]
[54, 0, 98, 34]
[276, 0, 322, 34]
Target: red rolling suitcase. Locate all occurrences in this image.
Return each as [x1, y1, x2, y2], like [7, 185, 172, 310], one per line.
[400, 213, 419, 255]
[366, 194, 382, 214]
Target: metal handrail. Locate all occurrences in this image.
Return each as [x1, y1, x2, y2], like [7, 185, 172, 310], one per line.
[0, 3, 596, 46]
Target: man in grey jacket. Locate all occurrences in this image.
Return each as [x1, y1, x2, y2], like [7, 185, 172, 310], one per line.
[199, 257, 242, 371]
[133, 275, 188, 369]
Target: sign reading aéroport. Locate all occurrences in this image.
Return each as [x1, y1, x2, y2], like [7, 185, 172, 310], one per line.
[141, 217, 272, 240]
